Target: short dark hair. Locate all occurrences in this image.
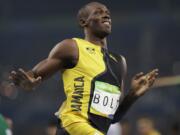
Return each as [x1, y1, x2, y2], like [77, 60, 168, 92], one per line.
[77, 2, 105, 28]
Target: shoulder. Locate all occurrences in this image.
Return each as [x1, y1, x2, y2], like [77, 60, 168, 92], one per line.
[48, 39, 79, 68]
[50, 39, 77, 53]
[49, 39, 78, 58]
[58, 39, 77, 46]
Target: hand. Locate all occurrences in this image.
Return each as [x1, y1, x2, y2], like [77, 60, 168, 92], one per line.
[9, 68, 42, 91]
[130, 69, 159, 97]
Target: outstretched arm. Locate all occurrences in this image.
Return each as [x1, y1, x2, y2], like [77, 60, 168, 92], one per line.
[9, 39, 78, 91]
[112, 60, 158, 123]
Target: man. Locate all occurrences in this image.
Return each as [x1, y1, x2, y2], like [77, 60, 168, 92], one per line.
[9, 2, 158, 135]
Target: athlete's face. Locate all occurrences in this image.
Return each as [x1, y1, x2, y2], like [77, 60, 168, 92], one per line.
[86, 4, 112, 38]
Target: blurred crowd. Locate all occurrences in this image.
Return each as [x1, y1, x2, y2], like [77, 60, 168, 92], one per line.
[1, 114, 179, 135]
[107, 117, 180, 135]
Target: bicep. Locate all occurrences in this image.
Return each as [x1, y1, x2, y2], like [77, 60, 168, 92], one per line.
[32, 39, 78, 79]
[48, 39, 78, 69]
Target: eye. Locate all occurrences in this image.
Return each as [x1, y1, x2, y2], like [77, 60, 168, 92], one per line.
[106, 10, 110, 15]
[94, 10, 101, 15]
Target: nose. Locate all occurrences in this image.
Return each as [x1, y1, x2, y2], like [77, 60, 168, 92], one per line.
[102, 14, 111, 20]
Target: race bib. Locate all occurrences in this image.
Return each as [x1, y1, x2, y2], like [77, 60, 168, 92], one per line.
[90, 81, 121, 119]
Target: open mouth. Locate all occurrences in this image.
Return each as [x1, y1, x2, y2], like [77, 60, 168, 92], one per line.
[102, 20, 111, 26]
[103, 21, 110, 25]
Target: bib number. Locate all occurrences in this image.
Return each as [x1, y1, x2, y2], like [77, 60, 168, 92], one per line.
[90, 81, 121, 119]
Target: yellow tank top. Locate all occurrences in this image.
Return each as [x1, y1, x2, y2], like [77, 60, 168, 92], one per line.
[57, 38, 123, 132]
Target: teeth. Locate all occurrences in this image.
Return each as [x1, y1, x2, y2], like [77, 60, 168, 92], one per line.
[103, 22, 110, 25]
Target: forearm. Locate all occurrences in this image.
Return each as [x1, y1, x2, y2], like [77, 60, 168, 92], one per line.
[112, 90, 138, 123]
[31, 59, 61, 80]
[9, 39, 78, 91]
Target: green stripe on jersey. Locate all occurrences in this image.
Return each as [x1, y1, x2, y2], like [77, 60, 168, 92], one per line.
[95, 81, 120, 94]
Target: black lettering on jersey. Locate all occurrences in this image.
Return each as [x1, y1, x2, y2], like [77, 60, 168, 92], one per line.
[110, 98, 114, 109]
[71, 76, 84, 111]
[71, 104, 81, 111]
[74, 76, 84, 82]
[71, 95, 82, 104]
[93, 94, 100, 104]
[103, 96, 108, 106]
[73, 90, 83, 97]
[115, 99, 119, 109]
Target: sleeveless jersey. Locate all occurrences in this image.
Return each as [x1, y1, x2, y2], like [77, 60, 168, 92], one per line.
[57, 38, 124, 133]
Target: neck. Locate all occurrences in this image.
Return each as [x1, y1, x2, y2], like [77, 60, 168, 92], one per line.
[84, 29, 107, 49]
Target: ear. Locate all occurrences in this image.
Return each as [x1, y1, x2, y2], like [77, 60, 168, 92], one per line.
[79, 18, 88, 28]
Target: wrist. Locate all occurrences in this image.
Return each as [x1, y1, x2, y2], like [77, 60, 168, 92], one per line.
[127, 89, 139, 100]
[27, 70, 36, 78]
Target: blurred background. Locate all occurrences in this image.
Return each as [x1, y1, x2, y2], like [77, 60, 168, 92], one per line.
[0, 0, 180, 135]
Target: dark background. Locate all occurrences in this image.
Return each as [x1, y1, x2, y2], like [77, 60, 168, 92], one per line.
[0, 0, 180, 134]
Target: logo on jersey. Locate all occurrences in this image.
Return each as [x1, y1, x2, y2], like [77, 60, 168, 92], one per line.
[86, 47, 95, 54]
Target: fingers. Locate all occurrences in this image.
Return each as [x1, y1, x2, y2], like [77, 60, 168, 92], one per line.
[133, 72, 144, 80]
[133, 69, 159, 87]
[34, 76, 42, 84]
[9, 68, 30, 86]
[9, 70, 24, 80]
[9, 71, 17, 80]
[9, 68, 42, 90]
[146, 69, 159, 87]
[138, 76, 147, 85]
[148, 76, 156, 87]
[134, 69, 158, 81]
[146, 69, 159, 79]
[146, 69, 158, 81]
[9, 71, 21, 85]
[30, 76, 42, 90]
[17, 68, 30, 80]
